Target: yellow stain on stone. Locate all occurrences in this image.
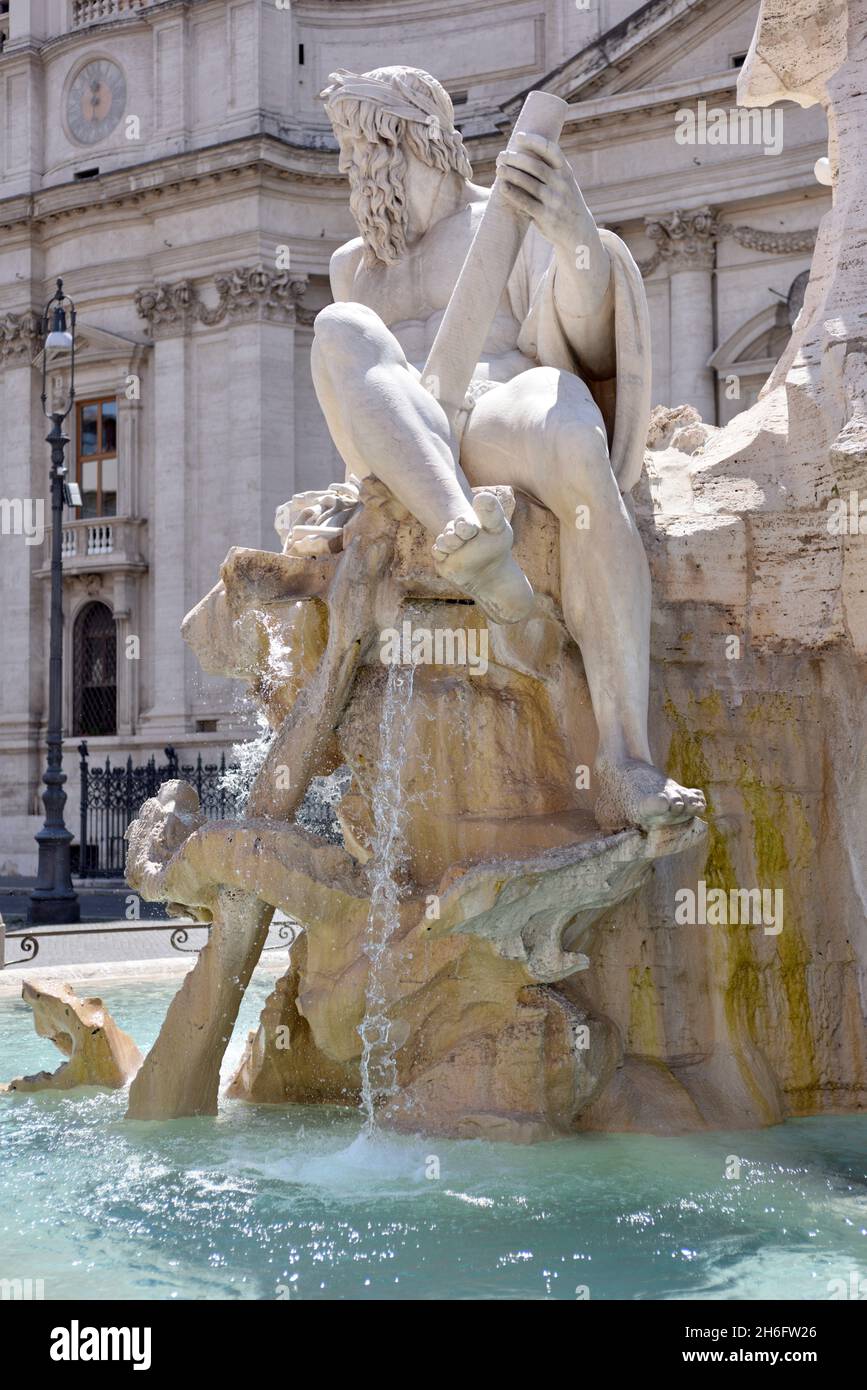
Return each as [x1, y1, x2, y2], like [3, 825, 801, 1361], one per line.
[662, 689, 825, 1117]
[663, 694, 734, 891]
[744, 691, 795, 729]
[627, 964, 664, 1057]
[737, 759, 821, 1108]
[663, 694, 771, 1118]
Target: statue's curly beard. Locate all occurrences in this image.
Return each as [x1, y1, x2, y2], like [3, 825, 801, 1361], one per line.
[347, 142, 409, 268]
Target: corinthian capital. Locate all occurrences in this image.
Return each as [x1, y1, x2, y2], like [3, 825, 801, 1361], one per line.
[198, 266, 309, 325]
[0, 309, 42, 366]
[135, 266, 310, 335]
[643, 207, 721, 272]
[134, 281, 194, 337]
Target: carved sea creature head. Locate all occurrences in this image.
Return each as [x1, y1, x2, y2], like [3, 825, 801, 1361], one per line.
[320, 65, 473, 267]
[125, 779, 206, 894]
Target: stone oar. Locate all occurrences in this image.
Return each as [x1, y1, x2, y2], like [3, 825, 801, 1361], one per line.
[420, 89, 571, 436]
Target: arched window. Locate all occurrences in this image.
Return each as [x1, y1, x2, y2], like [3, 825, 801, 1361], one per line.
[73, 602, 117, 736]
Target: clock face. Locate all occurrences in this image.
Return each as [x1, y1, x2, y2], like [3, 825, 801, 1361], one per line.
[66, 59, 127, 146]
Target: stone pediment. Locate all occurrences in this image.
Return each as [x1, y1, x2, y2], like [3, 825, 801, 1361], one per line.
[32, 322, 150, 369]
[31, 322, 150, 371]
[507, 0, 758, 110]
[1, 313, 150, 370]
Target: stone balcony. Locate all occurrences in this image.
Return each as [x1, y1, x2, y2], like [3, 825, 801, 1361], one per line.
[36, 516, 147, 578]
[70, 0, 151, 27]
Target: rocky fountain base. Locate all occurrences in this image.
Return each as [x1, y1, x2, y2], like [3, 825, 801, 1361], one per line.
[122, 483, 704, 1140]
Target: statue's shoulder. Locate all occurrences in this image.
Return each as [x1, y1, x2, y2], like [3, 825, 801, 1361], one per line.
[330, 238, 364, 300]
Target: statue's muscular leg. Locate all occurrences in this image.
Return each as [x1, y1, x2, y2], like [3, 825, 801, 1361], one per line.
[462, 368, 706, 831]
[311, 303, 533, 623]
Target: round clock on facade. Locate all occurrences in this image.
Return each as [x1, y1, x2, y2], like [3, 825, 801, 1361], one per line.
[66, 58, 127, 146]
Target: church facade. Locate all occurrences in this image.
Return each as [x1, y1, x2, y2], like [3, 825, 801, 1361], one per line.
[0, 0, 828, 873]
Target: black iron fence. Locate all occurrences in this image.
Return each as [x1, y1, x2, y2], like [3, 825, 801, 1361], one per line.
[77, 741, 240, 879]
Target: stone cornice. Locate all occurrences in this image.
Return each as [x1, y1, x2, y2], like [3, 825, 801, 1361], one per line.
[583, 145, 828, 230]
[505, 0, 718, 109]
[134, 265, 309, 335]
[470, 76, 744, 171]
[555, 73, 739, 141]
[5, 0, 188, 61]
[0, 84, 824, 244]
[0, 135, 343, 235]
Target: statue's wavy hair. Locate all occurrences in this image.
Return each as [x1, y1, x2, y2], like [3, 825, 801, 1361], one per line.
[325, 67, 473, 267]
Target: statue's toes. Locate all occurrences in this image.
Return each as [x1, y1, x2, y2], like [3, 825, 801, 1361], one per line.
[638, 784, 692, 826]
[474, 490, 507, 533]
[640, 790, 673, 823]
[433, 523, 468, 558]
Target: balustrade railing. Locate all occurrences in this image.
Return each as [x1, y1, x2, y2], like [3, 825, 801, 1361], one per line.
[71, 0, 151, 26]
[61, 521, 115, 557]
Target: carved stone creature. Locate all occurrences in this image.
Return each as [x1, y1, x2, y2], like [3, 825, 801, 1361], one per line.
[2, 980, 142, 1093]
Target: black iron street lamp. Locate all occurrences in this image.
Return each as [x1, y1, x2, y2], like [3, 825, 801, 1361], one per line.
[28, 279, 82, 926]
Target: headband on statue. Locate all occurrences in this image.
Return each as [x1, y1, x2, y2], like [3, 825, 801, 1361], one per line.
[320, 68, 452, 130]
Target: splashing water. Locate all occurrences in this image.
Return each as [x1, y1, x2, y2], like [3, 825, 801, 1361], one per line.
[215, 607, 299, 812]
[358, 660, 417, 1134]
[218, 608, 311, 815]
[258, 608, 301, 698]
[219, 709, 274, 813]
[295, 767, 352, 844]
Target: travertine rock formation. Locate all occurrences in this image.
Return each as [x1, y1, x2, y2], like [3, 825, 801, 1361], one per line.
[225, 911, 626, 1143]
[120, 377, 704, 1137]
[127, 492, 702, 1137]
[571, 0, 867, 1133]
[2, 980, 142, 1093]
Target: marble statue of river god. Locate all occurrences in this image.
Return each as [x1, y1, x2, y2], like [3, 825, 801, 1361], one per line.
[119, 66, 709, 1137]
[308, 65, 705, 833]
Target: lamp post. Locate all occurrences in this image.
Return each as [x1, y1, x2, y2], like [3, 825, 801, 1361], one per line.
[28, 279, 81, 926]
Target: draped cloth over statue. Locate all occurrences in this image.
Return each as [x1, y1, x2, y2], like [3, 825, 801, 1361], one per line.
[508, 224, 652, 496]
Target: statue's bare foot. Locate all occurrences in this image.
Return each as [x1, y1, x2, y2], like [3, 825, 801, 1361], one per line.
[431, 491, 534, 624]
[594, 756, 706, 832]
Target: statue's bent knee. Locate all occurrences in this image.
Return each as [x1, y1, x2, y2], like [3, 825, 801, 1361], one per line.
[313, 302, 403, 371]
[551, 417, 614, 497]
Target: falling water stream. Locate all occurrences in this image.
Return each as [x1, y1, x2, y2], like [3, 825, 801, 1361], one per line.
[217, 606, 419, 1133]
[358, 659, 417, 1134]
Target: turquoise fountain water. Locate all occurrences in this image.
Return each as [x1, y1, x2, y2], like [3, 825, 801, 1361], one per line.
[1, 974, 865, 1301]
